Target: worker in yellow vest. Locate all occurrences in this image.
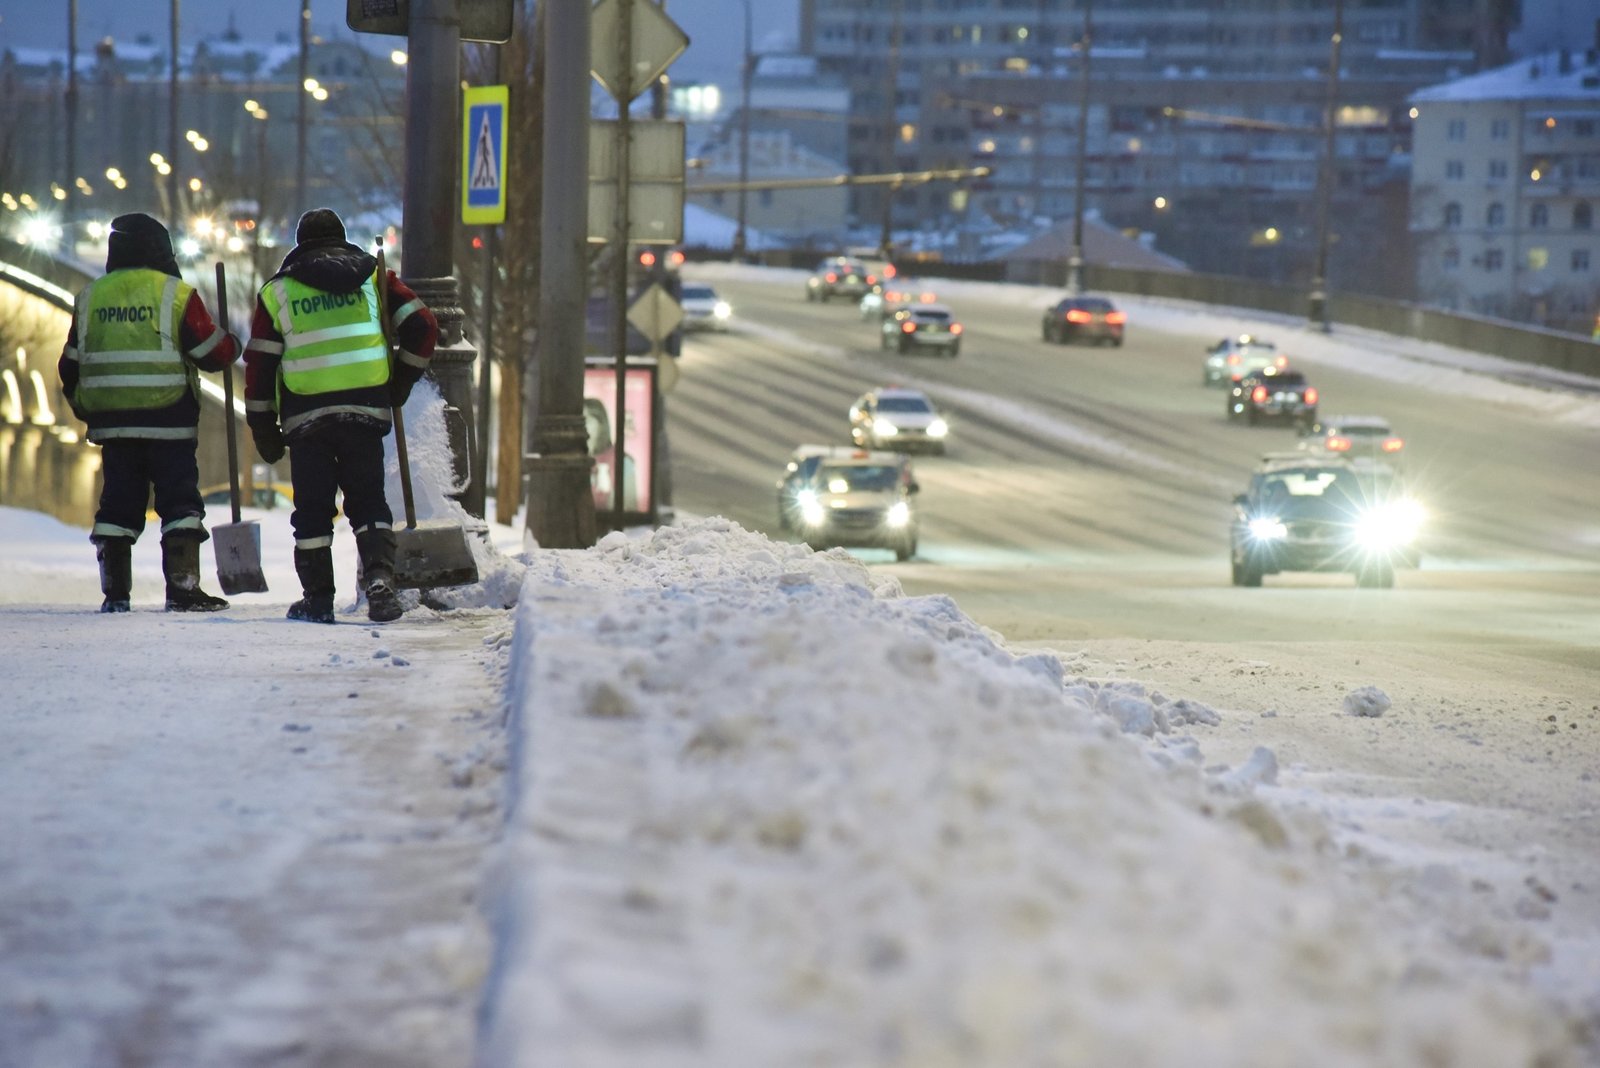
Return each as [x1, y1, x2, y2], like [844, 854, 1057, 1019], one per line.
[58, 213, 240, 612]
[243, 208, 437, 623]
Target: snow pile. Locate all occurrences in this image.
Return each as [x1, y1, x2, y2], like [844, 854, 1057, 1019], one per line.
[482, 517, 1573, 1067]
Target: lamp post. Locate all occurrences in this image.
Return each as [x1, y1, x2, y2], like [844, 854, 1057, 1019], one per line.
[66, 0, 78, 234]
[168, 0, 180, 221]
[296, 0, 309, 207]
[732, 0, 752, 261]
[1307, 0, 1344, 332]
[1066, 0, 1093, 295]
[877, 0, 903, 260]
[246, 100, 269, 291]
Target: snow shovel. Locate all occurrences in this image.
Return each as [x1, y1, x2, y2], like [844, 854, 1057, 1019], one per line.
[374, 240, 479, 590]
[210, 261, 268, 595]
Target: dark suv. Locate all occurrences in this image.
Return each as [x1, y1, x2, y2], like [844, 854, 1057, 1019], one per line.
[1230, 454, 1422, 588]
[1041, 295, 1125, 346]
[1227, 367, 1318, 429]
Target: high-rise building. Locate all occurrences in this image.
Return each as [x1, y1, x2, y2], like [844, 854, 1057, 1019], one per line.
[801, 0, 1513, 296]
[1409, 49, 1600, 332]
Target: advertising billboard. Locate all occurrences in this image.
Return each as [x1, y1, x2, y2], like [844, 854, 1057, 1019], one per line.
[582, 359, 657, 523]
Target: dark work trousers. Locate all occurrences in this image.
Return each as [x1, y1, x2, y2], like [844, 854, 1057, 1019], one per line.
[287, 420, 394, 548]
[93, 438, 205, 543]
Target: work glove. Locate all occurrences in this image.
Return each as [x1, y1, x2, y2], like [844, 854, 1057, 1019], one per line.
[388, 375, 413, 408]
[252, 424, 286, 464]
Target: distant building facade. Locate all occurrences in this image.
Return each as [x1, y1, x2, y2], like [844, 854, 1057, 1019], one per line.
[688, 131, 850, 245]
[799, 0, 1515, 295]
[1410, 49, 1600, 332]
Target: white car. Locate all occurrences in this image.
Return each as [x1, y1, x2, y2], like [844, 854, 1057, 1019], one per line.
[679, 283, 731, 331]
[1299, 414, 1405, 464]
[849, 386, 950, 455]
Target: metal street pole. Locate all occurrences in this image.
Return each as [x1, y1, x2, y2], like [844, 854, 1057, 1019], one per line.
[403, 0, 480, 513]
[733, 0, 751, 261]
[471, 43, 502, 520]
[526, 0, 596, 548]
[169, 0, 180, 222]
[1307, 0, 1344, 333]
[608, 0, 634, 534]
[877, 0, 902, 260]
[297, 0, 309, 208]
[1066, 0, 1093, 295]
[66, 0, 78, 237]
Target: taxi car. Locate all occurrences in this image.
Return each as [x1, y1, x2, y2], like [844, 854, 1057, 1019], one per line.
[1204, 334, 1286, 387]
[849, 386, 950, 455]
[1227, 367, 1318, 429]
[881, 302, 962, 356]
[1230, 453, 1422, 588]
[780, 447, 921, 561]
[678, 283, 731, 331]
[805, 257, 882, 303]
[1041, 295, 1125, 346]
[1299, 414, 1404, 464]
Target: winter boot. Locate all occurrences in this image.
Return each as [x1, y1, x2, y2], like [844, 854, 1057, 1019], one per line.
[287, 546, 337, 624]
[356, 528, 403, 623]
[162, 536, 229, 612]
[95, 537, 133, 613]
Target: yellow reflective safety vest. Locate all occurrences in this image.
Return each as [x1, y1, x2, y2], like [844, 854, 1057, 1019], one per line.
[73, 269, 196, 412]
[261, 272, 390, 396]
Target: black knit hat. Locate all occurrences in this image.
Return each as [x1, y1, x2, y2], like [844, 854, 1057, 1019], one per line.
[295, 207, 348, 248]
[106, 212, 180, 277]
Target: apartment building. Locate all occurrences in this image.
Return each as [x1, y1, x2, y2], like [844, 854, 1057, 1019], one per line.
[800, 0, 1511, 295]
[1409, 48, 1600, 331]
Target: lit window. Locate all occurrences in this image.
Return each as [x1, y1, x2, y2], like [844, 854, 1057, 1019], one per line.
[1527, 247, 1548, 271]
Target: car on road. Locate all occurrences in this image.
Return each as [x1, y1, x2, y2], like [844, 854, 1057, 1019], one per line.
[1041, 295, 1125, 346]
[1229, 452, 1422, 588]
[859, 282, 939, 321]
[777, 445, 858, 531]
[881, 302, 962, 356]
[805, 257, 880, 303]
[679, 283, 731, 331]
[849, 386, 950, 454]
[1299, 414, 1404, 464]
[1227, 367, 1318, 428]
[1204, 334, 1285, 387]
[787, 448, 921, 561]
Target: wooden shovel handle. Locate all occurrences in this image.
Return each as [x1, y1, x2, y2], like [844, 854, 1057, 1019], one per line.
[375, 239, 418, 530]
[215, 261, 243, 526]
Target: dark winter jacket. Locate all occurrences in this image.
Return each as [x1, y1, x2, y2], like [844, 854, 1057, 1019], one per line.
[243, 243, 438, 444]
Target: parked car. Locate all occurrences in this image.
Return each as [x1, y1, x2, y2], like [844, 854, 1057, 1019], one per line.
[786, 447, 921, 561]
[1227, 367, 1318, 428]
[1041, 295, 1125, 346]
[679, 283, 731, 331]
[881, 303, 962, 356]
[859, 281, 938, 321]
[806, 257, 879, 303]
[849, 386, 950, 454]
[1204, 334, 1285, 387]
[1230, 452, 1421, 588]
[1299, 414, 1404, 464]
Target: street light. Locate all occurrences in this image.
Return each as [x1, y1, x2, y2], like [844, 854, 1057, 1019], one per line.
[732, 0, 752, 261]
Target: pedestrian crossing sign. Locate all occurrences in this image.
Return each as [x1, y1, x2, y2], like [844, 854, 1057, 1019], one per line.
[462, 85, 509, 225]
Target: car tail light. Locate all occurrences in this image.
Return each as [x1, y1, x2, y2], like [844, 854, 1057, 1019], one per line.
[901, 320, 917, 333]
[1325, 435, 1352, 451]
[1065, 309, 1092, 323]
[1303, 387, 1318, 404]
[1227, 354, 1241, 365]
[950, 323, 963, 335]
[865, 274, 877, 286]
[826, 272, 838, 283]
[920, 292, 936, 303]
[1382, 436, 1404, 452]
[1105, 311, 1127, 324]
[1251, 385, 1267, 403]
[1275, 355, 1289, 368]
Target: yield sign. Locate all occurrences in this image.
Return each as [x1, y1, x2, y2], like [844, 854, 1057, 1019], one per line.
[590, 0, 690, 103]
[627, 282, 683, 346]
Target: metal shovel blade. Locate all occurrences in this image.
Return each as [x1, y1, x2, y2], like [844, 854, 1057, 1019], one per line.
[213, 520, 269, 594]
[393, 520, 480, 590]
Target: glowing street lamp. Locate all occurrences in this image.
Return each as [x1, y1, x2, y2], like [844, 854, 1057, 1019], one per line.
[390, 50, 407, 65]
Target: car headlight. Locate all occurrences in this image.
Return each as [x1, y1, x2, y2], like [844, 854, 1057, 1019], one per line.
[1248, 517, 1287, 540]
[713, 301, 731, 319]
[886, 501, 911, 528]
[1355, 499, 1424, 549]
[800, 497, 827, 527]
[927, 418, 949, 438]
[873, 421, 898, 437]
